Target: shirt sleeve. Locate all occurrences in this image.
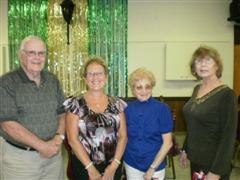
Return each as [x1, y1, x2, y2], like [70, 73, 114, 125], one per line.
[115, 97, 127, 113]
[159, 103, 174, 134]
[210, 89, 237, 175]
[63, 96, 85, 117]
[56, 78, 65, 115]
[0, 82, 19, 122]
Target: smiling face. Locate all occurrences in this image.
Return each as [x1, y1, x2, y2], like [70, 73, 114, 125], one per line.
[19, 38, 46, 76]
[85, 62, 107, 91]
[194, 56, 219, 79]
[133, 78, 152, 102]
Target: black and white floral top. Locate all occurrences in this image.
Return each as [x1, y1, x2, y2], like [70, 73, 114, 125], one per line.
[63, 95, 127, 164]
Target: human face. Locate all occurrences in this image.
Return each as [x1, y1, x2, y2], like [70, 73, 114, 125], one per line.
[85, 63, 107, 91]
[133, 78, 152, 102]
[194, 56, 218, 79]
[20, 38, 46, 75]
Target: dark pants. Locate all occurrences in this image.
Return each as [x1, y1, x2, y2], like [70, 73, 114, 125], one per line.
[71, 154, 123, 180]
[190, 162, 231, 180]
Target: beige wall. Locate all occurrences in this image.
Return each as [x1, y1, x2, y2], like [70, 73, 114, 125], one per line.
[0, 0, 234, 97]
[0, 0, 9, 76]
[128, 0, 234, 97]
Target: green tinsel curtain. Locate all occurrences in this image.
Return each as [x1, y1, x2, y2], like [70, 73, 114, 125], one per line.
[8, 0, 48, 70]
[8, 0, 128, 97]
[88, 0, 128, 97]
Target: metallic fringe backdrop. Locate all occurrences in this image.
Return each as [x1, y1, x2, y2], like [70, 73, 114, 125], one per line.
[8, 0, 128, 97]
[8, 0, 48, 70]
[47, 0, 88, 96]
[88, 0, 128, 97]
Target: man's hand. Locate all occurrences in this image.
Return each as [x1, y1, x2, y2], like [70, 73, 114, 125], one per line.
[38, 137, 62, 158]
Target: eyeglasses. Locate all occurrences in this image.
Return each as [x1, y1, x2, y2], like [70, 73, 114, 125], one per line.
[194, 58, 214, 65]
[23, 50, 46, 57]
[135, 84, 152, 91]
[86, 71, 105, 78]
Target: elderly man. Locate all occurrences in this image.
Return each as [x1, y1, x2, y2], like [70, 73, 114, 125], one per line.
[0, 36, 65, 180]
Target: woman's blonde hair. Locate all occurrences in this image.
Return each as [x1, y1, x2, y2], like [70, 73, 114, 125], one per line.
[190, 45, 223, 80]
[129, 68, 156, 93]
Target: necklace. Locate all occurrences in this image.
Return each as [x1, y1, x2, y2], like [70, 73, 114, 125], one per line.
[85, 93, 108, 112]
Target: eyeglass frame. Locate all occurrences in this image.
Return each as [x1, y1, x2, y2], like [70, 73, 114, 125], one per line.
[194, 58, 215, 66]
[22, 50, 47, 57]
[86, 71, 105, 78]
[134, 84, 153, 91]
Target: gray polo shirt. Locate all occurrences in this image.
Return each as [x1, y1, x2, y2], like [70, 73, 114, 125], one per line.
[0, 67, 65, 145]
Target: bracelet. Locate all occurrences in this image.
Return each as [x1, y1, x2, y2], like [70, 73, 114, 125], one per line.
[180, 150, 186, 153]
[150, 164, 156, 170]
[85, 162, 93, 170]
[113, 158, 121, 165]
[55, 133, 65, 140]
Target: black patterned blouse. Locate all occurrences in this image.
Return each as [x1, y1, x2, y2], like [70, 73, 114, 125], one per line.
[63, 95, 127, 164]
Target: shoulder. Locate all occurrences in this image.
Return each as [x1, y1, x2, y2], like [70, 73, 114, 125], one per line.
[64, 95, 84, 107]
[43, 71, 63, 91]
[63, 95, 86, 115]
[0, 69, 21, 88]
[219, 85, 236, 99]
[108, 96, 127, 113]
[151, 98, 171, 110]
[125, 98, 138, 108]
[43, 71, 60, 82]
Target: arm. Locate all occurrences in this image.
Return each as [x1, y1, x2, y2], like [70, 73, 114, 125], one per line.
[50, 113, 66, 150]
[56, 113, 65, 135]
[102, 112, 128, 180]
[144, 132, 173, 180]
[1, 121, 59, 158]
[179, 134, 189, 168]
[208, 90, 237, 177]
[51, 78, 66, 149]
[66, 112, 101, 180]
[53, 78, 66, 144]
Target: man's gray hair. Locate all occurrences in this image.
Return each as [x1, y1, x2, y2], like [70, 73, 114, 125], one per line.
[19, 35, 46, 52]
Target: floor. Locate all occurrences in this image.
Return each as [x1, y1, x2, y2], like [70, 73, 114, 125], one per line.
[165, 134, 240, 180]
[63, 133, 240, 180]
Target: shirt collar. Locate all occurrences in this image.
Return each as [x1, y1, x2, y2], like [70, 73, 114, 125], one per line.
[17, 67, 46, 84]
[137, 96, 153, 104]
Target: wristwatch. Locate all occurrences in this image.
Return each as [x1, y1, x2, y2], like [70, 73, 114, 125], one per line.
[55, 133, 65, 140]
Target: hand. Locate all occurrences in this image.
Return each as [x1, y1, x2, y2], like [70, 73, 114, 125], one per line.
[205, 172, 220, 180]
[38, 140, 59, 158]
[179, 151, 188, 168]
[102, 163, 118, 180]
[53, 134, 64, 146]
[143, 168, 155, 180]
[87, 165, 102, 180]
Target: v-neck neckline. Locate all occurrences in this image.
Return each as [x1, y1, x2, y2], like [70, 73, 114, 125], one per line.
[83, 95, 110, 114]
[194, 84, 227, 104]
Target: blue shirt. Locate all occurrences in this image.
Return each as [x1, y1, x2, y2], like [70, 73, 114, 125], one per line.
[123, 97, 173, 171]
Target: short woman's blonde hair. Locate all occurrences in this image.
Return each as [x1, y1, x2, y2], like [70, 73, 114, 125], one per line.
[190, 46, 223, 80]
[129, 68, 156, 93]
[83, 56, 108, 77]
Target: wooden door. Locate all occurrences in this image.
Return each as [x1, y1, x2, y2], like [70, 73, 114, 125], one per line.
[234, 45, 240, 97]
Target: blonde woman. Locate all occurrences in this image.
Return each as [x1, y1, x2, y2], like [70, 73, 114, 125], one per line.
[123, 68, 173, 180]
[64, 57, 127, 180]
